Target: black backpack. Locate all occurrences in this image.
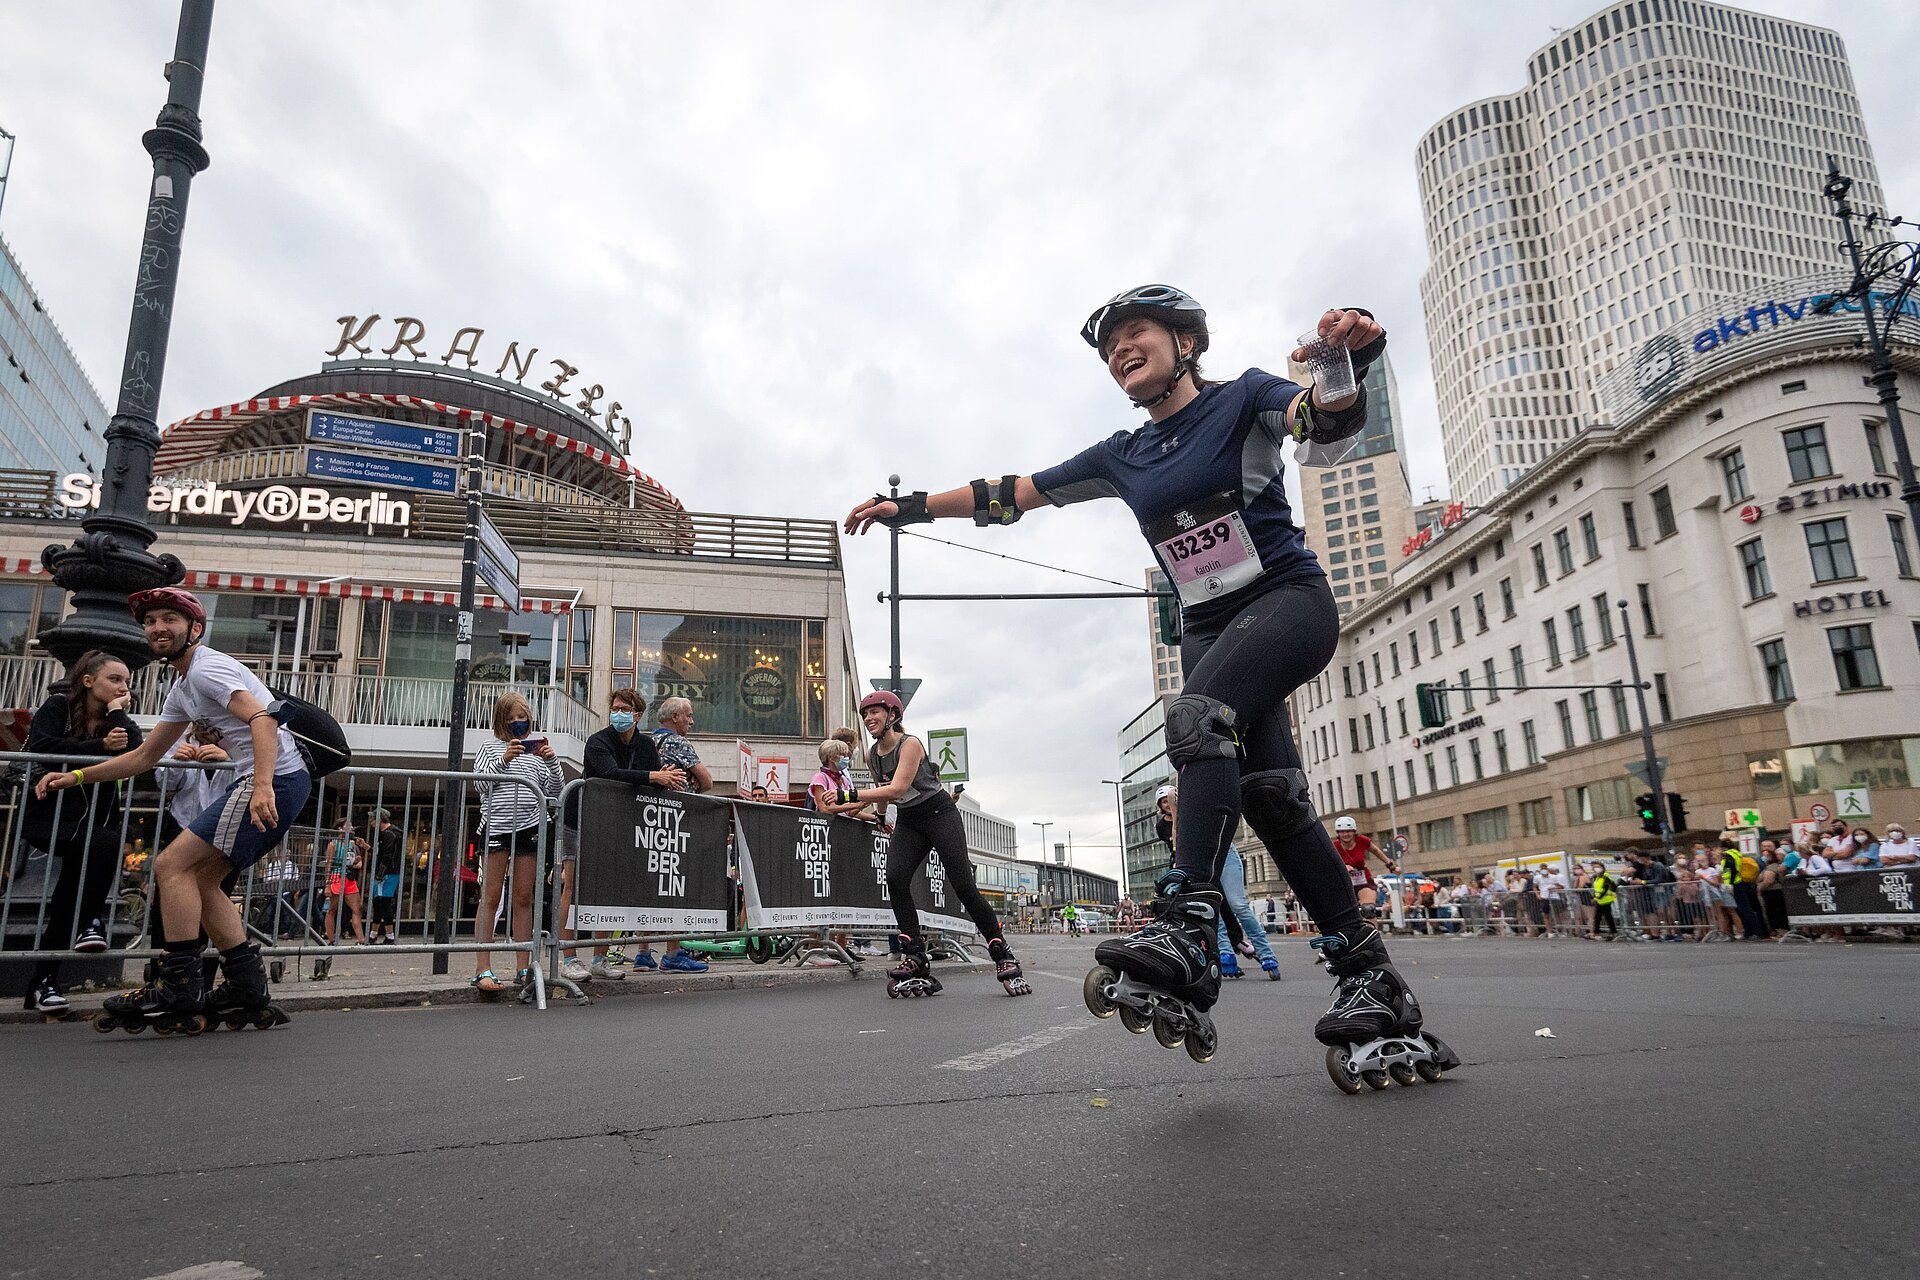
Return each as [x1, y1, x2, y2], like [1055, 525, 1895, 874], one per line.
[267, 689, 351, 779]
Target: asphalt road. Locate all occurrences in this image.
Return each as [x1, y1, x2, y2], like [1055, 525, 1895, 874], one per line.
[4, 934, 1915, 1280]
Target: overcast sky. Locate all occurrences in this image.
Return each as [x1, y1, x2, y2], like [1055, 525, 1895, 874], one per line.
[3, 1, 1915, 882]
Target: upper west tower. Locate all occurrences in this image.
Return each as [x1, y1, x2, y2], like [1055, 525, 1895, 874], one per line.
[1417, 0, 1882, 508]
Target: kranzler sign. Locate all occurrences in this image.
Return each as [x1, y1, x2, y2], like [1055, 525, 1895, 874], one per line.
[571, 781, 733, 931]
[58, 474, 412, 529]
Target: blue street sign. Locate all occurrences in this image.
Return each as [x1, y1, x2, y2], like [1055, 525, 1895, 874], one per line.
[305, 409, 463, 459]
[304, 448, 459, 495]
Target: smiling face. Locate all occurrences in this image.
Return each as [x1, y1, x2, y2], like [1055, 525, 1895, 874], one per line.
[1104, 317, 1189, 401]
[143, 608, 199, 660]
[860, 705, 892, 738]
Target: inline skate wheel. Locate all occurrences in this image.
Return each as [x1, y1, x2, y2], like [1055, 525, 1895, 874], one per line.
[1361, 1069, 1390, 1091]
[269, 961, 285, 983]
[885, 981, 900, 998]
[92, 1017, 117, 1034]
[1184, 1020, 1218, 1064]
[1414, 1059, 1443, 1083]
[1324, 1045, 1364, 1094]
[1082, 966, 1118, 1018]
[1151, 1010, 1185, 1050]
[1388, 1063, 1417, 1086]
[1118, 1004, 1152, 1034]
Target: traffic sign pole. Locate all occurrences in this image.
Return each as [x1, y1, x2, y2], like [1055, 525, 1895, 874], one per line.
[431, 429, 484, 974]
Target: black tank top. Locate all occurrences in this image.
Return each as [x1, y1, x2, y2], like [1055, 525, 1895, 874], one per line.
[870, 735, 944, 809]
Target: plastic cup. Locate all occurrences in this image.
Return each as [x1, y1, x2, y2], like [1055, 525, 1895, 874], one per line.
[1296, 331, 1357, 400]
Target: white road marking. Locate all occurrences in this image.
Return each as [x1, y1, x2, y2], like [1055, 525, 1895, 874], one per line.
[1028, 970, 1082, 983]
[141, 1264, 265, 1280]
[934, 1022, 1092, 1071]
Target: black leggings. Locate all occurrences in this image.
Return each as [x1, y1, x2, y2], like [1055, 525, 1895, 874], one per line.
[1594, 902, 1618, 937]
[885, 792, 1003, 943]
[1174, 578, 1359, 936]
[23, 826, 123, 983]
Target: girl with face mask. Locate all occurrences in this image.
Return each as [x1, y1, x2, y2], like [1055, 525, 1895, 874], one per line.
[470, 694, 563, 993]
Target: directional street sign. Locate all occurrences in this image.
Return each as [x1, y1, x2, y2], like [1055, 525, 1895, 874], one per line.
[1625, 756, 1670, 788]
[1835, 787, 1871, 818]
[475, 547, 519, 611]
[305, 447, 458, 494]
[306, 408, 462, 459]
[870, 677, 923, 709]
[1724, 807, 1764, 830]
[475, 507, 520, 581]
[927, 727, 969, 784]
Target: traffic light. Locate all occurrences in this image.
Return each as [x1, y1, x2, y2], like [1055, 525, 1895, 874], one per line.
[1635, 792, 1661, 835]
[1155, 589, 1182, 648]
[1415, 682, 1449, 729]
[1665, 792, 1688, 832]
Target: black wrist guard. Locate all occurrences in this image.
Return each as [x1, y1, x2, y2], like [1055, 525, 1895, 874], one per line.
[876, 491, 933, 529]
[1292, 385, 1370, 443]
[1340, 306, 1387, 381]
[970, 474, 1022, 527]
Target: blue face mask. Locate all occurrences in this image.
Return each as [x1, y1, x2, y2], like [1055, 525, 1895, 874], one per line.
[508, 719, 531, 738]
[609, 711, 635, 733]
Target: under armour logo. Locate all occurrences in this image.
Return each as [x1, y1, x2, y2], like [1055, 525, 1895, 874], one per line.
[1161, 436, 1180, 453]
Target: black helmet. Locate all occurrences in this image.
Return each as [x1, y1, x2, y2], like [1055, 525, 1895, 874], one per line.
[1080, 284, 1209, 357]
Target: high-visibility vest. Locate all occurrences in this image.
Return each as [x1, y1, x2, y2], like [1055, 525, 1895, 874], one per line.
[1592, 872, 1617, 906]
[1721, 851, 1742, 886]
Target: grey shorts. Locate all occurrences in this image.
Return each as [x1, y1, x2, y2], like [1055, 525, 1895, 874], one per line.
[556, 824, 578, 863]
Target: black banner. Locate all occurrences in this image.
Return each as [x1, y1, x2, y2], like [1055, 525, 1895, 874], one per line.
[732, 802, 974, 935]
[1784, 868, 1919, 925]
[572, 780, 734, 932]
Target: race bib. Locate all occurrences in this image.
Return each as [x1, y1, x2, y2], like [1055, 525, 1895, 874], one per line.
[1146, 492, 1265, 607]
[1348, 867, 1370, 887]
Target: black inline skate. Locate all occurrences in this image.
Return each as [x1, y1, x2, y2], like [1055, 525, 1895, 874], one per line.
[93, 948, 207, 1036]
[987, 937, 1031, 996]
[884, 935, 942, 998]
[1082, 870, 1222, 1063]
[1310, 924, 1459, 1093]
[204, 941, 292, 1031]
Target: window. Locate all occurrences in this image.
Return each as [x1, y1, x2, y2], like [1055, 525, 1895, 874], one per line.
[1828, 624, 1882, 691]
[1396, 697, 1408, 737]
[1759, 638, 1793, 703]
[1424, 752, 1438, 793]
[1354, 774, 1367, 808]
[1738, 538, 1772, 600]
[1622, 501, 1642, 548]
[1521, 796, 1556, 836]
[1521, 719, 1541, 765]
[1347, 717, 1361, 752]
[1581, 690, 1603, 740]
[1593, 594, 1615, 645]
[1866, 420, 1891, 475]
[1483, 657, 1500, 703]
[1473, 593, 1488, 632]
[1408, 629, 1421, 667]
[1458, 668, 1475, 712]
[1804, 518, 1856, 583]
[1429, 619, 1442, 657]
[1499, 577, 1515, 618]
[1493, 728, 1509, 772]
[1418, 818, 1457, 851]
[1372, 652, 1383, 685]
[1578, 512, 1600, 561]
[1719, 448, 1751, 503]
[1531, 543, 1549, 588]
[1403, 760, 1416, 799]
[1610, 682, 1633, 735]
[1468, 737, 1485, 781]
[607, 611, 826, 738]
[1653, 672, 1672, 721]
[1566, 605, 1589, 658]
[1465, 806, 1509, 844]
[1544, 617, 1562, 667]
[1342, 666, 1354, 697]
[1637, 583, 1657, 636]
[1565, 777, 1636, 824]
[1650, 485, 1677, 539]
[1450, 606, 1465, 646]
[1554, 528, 1575, 575]
[1364, 715, 1376, 749]
[1389, 641, 1401, 676]
[1510, 644, 1526, 690]
[1892, 515, 1915, 578]
[1445, 745, 1460, 787]
[1783, 424, 1831, 482]
[1556, 699, 1575, 750]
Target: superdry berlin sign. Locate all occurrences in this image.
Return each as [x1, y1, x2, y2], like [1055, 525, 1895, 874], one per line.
[324, 314, 635, 453]
[58, 473, 411, 529]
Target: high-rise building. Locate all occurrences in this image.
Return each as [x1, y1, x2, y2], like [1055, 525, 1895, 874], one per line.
[1418, 0, 1883, 508]
[1145, 567, 1180, 696]
[1, 234, 110, 476]
[1295, 354, 1420, 616]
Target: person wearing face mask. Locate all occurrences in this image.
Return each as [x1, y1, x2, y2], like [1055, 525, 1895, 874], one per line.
[1878, 824, 1917, 867]
[1841, 828, 1880, 870]
[554, 687, 687, 983]
[470, 693, 563, 994]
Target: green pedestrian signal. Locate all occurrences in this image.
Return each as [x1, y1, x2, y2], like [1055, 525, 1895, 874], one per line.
[1636, 792, 1661, 835]
[1415, 683, 1449, 729]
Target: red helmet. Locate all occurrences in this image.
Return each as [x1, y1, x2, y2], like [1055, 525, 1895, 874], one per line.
[129, 586, 207, 627]
[859, 690, 903, 716]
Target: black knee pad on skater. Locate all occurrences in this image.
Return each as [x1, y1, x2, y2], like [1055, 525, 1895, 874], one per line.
[1240, 769, 1318, 839]
[1165, 693, 1239, 768]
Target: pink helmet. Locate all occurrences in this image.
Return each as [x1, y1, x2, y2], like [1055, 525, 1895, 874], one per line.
[129, 586, 207, 627]
[859, 690, 903, 716]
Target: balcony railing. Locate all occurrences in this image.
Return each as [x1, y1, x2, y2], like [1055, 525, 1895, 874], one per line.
[0, 654, 596, 744]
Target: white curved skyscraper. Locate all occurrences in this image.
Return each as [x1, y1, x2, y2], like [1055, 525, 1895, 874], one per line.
[1417, 0, 1884, 508]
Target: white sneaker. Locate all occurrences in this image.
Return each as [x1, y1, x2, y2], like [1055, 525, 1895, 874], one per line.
[588, 959, 624, 980]
[560, 958, 591, 982]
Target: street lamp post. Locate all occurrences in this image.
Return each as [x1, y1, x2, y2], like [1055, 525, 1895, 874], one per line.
[1818, 157, 1920, 540]
[37, 1, 216, 677]
[1099, 778, 1128, 892]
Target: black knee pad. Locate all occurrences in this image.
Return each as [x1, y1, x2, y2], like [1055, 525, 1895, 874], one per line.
[1165, 693, 1239, 769]
[1240, 769, 1318, 840]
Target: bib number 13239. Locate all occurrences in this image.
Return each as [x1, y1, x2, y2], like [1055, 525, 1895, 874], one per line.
[1147, 492, 1265, 607]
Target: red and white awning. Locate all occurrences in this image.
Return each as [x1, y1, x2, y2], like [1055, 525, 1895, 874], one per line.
[156, 390, 683, 513]
[3, 560, 572, 615]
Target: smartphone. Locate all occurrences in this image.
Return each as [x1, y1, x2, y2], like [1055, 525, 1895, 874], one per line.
[519, 735, 548, 753]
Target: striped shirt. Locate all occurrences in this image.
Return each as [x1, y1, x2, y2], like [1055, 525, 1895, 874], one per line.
[473, 737, 562, 838]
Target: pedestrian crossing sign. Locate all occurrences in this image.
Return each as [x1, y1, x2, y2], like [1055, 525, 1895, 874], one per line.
[1835, 787, 1871, 818]
[927, 727, 969, 783]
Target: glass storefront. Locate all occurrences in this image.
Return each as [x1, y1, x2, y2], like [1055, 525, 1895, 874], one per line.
[610, 610, 826, 739]
[1785, 737, 1917, 796]
[0, 582, 60, 656]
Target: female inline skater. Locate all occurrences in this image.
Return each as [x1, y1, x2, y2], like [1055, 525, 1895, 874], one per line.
[1332, 816, 1399, 925]
[844, 690, 1029, 997]
[845, 286, 1454, 1081]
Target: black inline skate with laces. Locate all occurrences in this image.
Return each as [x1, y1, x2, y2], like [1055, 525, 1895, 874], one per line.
[1082, 869, 1222, 1063]
[1310, 924, 1459, 1092]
